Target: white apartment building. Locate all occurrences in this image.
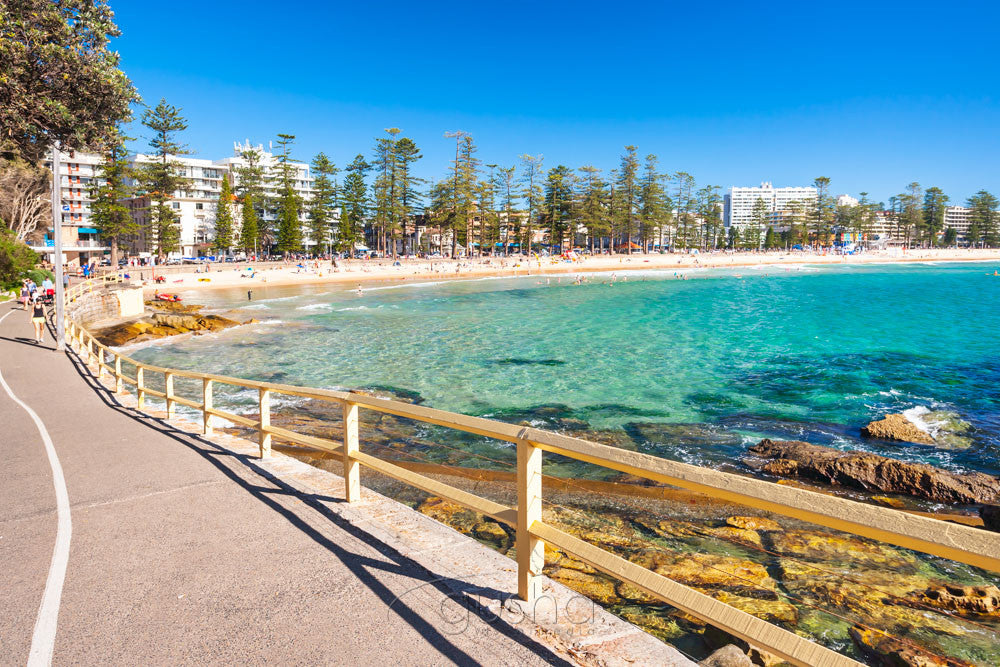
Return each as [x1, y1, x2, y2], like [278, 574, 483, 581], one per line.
[837, 194, 859, 208]
[724, 182, 817, 230]
[943, 206, 972, 241]
[126, 154, 226, 258]
[214, 140, 316, 248]
[33, 149, 110, 265]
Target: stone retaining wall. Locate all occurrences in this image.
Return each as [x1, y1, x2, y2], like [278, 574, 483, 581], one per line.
[68, 286, 145, 325]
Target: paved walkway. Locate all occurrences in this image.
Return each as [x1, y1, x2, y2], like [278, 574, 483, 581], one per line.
[0, 303, 586, 665]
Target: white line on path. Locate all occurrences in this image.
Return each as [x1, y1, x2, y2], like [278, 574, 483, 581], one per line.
[0, 309, 72, 666]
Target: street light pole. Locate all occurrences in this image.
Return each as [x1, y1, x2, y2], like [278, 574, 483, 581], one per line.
[50, 143, 65, 351]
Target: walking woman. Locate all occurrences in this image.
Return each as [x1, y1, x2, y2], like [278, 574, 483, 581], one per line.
[30, 296, 45, 343]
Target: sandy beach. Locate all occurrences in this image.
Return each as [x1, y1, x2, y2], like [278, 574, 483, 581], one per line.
[132, 248, 1000, 294]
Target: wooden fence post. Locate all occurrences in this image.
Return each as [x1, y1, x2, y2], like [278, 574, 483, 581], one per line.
[517, 438, 545, 603]
[86, 337, 93, 366]
[203, 379, 213, 435]
[258, 388, 271, 459]
[136, 366, 145, 410]
[165, 372, 175, 418]
[114, 356, 122, 394]
[96, 348, 104, 379]
[342, 401, 360, 502]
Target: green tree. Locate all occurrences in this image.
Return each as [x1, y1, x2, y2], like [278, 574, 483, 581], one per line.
[616, 146, 639, 253]
[763, 225, 777, 249]
[272, 134, 302, 254]
[943, 227, 958, 246]
[138, 99, 189, 260]
[395, 138, 423, 255]
[638, 155, 667, 252]
[577, 165, 609, 253]
[519, 154, 544, 255]
[967, 190, 998, 248]
[89, 130, 135, 265]
[696, 186, 722, 250]
[0, 226, 39, 288]
[541, 165, 574, 251]
[899, 182, 923, 247]
[212, 174, 235, 253]
[921, 187, 949, 247]
[239, 194, 259, 255]
[496, 166, 519, 254]
[749, 197, 769, 250]
[812, 177, 832, 245]
[308, 153, 338, 254]
[1, 0, 137, 163]
[339, 155, 370, 251]
[673, 172, 696, 248]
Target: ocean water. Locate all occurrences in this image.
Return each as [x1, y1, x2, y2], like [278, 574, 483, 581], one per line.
[131, 261, 1000, 481]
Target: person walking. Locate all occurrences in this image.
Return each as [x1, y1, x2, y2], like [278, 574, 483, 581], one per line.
[30, 296, 46, 343]
[19, 280, 30, 310]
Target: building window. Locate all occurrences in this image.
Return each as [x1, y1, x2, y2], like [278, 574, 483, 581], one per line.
[196, 203, 203, 210]
[172, 202, 180, 209]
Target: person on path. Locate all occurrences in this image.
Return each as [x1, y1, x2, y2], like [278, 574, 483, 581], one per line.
[30, 296, 45, 343]
[19, 281, 30, 310]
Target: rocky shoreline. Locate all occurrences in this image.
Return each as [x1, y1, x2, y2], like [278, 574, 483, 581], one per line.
[91, 300, 251, 347]
[205, 393, 1000, 666]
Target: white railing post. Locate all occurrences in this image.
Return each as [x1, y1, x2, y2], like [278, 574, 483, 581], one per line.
[342, 401, 360, 502]
[136, 366, 145, 410]
[114, 355, 122, 394]
[202, 378, 213, 435]
[517, 438, 545, 603]
[165, 372, 175, 418]
[258, 388, 271, 459]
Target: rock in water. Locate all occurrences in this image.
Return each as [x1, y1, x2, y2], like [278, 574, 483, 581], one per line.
[748, 439, 1000, 504]
[699, 645, 752, 667]
[849, 624, 975, 667]
[980, 504, 1000, 532]
[861, 413, 934, 445]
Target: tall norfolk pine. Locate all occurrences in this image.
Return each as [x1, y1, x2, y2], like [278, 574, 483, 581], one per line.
[138, 99, 189, 260]
[212, 174, 235, 253]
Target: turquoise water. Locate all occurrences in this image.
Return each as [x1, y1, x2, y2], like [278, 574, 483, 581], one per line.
[132, 262, 1000, 481]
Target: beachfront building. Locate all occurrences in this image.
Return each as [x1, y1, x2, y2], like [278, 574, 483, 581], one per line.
[724, 182, 817, 231]
[32, 149, 110, 266]
[943, 206, 973, 243]
[215, 140, 316, 251]
[124, 154, 226, 258]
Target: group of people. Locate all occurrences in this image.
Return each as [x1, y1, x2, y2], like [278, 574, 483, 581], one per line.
[18, 277, 53, 343]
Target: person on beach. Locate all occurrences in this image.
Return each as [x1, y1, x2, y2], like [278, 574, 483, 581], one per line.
[30, 296, 45, 343]
[247, 289, 252, 301]
[356, 283, 363, 296]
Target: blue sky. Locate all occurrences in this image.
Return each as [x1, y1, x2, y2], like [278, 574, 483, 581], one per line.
[114, 0, 999, 204]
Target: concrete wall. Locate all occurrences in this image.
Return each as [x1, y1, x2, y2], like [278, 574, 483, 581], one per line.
[68, 286, 144, 325]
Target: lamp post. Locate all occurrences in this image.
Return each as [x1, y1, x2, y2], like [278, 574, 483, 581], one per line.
[50, 143, 66, 352]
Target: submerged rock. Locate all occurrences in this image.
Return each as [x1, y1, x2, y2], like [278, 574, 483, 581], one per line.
[848, 624, 975, 667]
[980, 504, 1000, 532]
[909, 584, 1000, 616]
[748, 439, 1000, 504]
[699, 644, 752, 667]
[861, 413, 935, 445]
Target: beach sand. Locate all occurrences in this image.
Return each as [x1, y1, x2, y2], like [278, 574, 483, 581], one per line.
[135, 248, 1000, 294]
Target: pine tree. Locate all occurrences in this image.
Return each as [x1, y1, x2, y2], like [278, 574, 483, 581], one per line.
[812, 176, 832, 246]
[212, 173, 235, 253]
[138, 98, 189, 260]
[496, 166, 519, 254]
[921, 187, 949, 247]
[272, 134, 302, 254]
[750, 197, 769, 250]
[89, 130, 135, 265]
[519, 154, 544, 256]
[967, 190, 998, 248]
[616, 146, 639, 253]
[340, 155, 370, 251]
[239, 194, 259, 255]
[541, 165, 574, 251]
[638, 155, 666, 252]
[395, 138, 423, 255]
[576, 165, 609, 253]
[308, 153, 338, 255]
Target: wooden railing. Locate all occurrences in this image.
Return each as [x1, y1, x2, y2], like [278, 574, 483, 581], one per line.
[61, 276, 1000, 667]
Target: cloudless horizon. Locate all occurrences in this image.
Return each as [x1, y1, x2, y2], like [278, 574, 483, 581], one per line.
[114, 0, 1000, 205]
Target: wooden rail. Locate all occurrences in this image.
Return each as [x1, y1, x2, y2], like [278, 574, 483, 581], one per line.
[60, 276, 1000, 667]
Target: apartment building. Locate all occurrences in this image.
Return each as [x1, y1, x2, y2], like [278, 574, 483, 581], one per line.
[33, 149, 110, 265]
[724, 182, 817, 230]
[943, 206, 973, 241]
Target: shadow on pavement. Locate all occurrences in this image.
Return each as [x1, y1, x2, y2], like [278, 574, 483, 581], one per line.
[61, 342, 572, 667]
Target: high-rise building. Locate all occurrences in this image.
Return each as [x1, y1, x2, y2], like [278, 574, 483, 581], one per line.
[943, 206, 973, 242]
[32, 150, 110, 265]
[724, 182, 817, 230]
